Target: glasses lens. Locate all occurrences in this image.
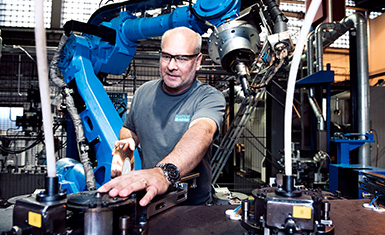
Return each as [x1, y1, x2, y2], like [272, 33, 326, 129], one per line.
[175, 55, 190, 63]
[160, 52, 197, 64]
[161, 53, 171, 61]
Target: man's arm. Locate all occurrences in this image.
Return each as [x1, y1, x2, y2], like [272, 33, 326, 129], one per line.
[98, 117, 217, 206]
[158, 117, 217, 176]
[118, 126, 139, 145]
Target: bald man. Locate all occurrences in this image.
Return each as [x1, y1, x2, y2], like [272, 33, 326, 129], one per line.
[98, 27, 226, 206]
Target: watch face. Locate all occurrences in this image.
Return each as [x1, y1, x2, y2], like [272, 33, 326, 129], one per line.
[165, 164, 180, 180]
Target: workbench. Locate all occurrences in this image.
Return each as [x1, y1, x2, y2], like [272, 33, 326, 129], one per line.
[148, 199, 385, 235]
[0, 199, 384, 234]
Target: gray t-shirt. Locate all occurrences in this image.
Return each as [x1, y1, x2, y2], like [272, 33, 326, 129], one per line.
[124, 78, 226, 205]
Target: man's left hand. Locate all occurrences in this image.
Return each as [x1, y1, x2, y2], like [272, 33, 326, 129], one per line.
[98, 167, 170, 206]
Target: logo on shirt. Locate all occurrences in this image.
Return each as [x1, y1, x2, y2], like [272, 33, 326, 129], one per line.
[174, 114, 190, 122]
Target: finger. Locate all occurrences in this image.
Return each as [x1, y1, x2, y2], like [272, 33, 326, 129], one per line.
[98, 180, 114, 193]
[107, 178, 127, 197]
[139, 186, 157, 206]
[111, 177, 147, 198]
[128, 138, 136, 151]
[98, 176, 123, 194]
[114, 141, 122, 149]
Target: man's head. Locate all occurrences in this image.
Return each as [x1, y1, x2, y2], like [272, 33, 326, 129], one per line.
[160, 27, 202, 95]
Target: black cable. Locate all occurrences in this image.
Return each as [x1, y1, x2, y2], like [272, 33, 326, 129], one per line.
[0, 123, 61, 154]
[0, 134, 43, 154]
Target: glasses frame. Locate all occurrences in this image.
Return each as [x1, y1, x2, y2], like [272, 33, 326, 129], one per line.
[159, 51, 200, 64]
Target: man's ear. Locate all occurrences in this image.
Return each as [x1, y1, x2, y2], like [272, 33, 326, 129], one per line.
[195, 53, 203, 71]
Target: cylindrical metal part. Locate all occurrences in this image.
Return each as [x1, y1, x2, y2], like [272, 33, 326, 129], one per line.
[234, 62, 250, 96]
[323, 201, 330, 220]
[84, 210, 113, 235]
[306, 31, 315, 75]
[45, 176, 59, 196]
[119, 215, 130, 235]
[282, 175, 295, 193]
[353, 15, 370, 166]
[242, 199, 250, 221]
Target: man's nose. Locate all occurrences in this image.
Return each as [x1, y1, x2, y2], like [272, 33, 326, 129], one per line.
[167, 57, 178, 70]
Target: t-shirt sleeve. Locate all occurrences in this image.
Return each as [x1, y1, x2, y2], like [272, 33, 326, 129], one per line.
[123, 91, 137, 134]
[191, 88, 226, 134]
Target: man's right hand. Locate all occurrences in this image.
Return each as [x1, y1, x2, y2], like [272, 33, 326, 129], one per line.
[111, 138, 136, 178]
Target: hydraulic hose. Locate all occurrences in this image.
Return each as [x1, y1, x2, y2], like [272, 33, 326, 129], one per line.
[284, 0, 322, 176]
[263, 0, 288, 33]
[35, 0, 56, 178]
[49, 34, 97, 190]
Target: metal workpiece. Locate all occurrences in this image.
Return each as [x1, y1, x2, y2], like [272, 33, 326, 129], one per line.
[264, 193, 316, 230]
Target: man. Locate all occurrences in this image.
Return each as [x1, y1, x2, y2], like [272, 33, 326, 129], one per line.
[98, 27, 226, 206]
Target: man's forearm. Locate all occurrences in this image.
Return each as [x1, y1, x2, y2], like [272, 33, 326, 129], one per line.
[158, 118, 217, 176]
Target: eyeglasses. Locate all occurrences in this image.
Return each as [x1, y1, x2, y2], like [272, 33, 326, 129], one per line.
[160, 51, 199, 64]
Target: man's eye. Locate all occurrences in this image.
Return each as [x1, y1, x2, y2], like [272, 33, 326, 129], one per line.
[162, 54, 171, 59]
[177, 56, 189, 62]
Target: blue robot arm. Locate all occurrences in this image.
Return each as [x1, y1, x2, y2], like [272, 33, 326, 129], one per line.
[55, 0, 243, 193]
[55, 0, 291, 194]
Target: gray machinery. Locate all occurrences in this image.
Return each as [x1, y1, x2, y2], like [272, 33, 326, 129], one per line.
[241, 175, 335, 235]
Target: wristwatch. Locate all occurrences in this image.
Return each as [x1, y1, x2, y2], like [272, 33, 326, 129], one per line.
[155, 163, 180, 185]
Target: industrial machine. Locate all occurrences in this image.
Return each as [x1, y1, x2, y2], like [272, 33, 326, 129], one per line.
[48, 0, 296, 194]
[53, 0, 263, 193]
[241, 175, 335, 235]
[3, 0, 342, 234]
[3, 176, 190, 235]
